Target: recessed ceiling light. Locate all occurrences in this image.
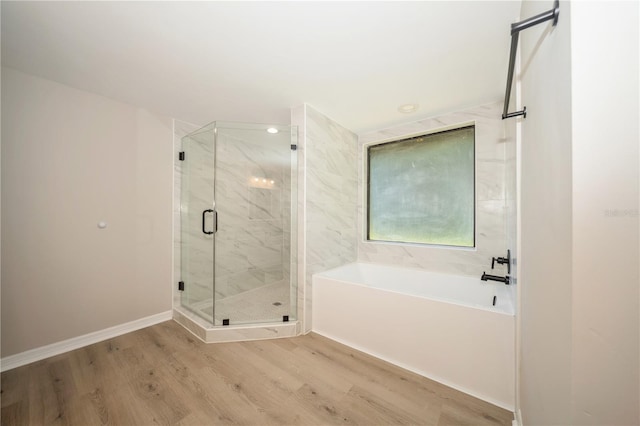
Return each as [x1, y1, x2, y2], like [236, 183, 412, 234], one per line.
[267, 127, 279, 134]
[398, 103, 419, 114]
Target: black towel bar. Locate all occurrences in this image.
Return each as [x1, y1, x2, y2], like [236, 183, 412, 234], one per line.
[502, 0, 560, 120]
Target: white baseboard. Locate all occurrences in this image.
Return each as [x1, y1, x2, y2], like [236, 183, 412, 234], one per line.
[513, 408, 523, 426]
[0, 310, 173, 372]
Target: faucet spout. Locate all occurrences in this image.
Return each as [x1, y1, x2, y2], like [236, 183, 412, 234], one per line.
[481, 272, 510, 285]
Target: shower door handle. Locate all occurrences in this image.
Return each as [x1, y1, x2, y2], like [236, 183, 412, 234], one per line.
[202, 209, 215, 235]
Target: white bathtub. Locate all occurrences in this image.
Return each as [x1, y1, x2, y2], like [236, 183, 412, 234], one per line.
[312, 262, 515, 411]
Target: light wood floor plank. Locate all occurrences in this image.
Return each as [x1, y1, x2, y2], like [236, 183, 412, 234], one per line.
[1, 320, 513, 425]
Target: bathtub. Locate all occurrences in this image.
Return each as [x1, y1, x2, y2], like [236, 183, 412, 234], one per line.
[312, 262, 515, 411]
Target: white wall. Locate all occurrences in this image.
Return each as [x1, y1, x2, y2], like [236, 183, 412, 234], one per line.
[1, 67, 173, 357]
[518, 1, 639, 424]
[569, 1, 639, 423]
[519, 1, 573, 423]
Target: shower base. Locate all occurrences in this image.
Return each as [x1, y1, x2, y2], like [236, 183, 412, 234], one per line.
[190, 281, 291, 326]
[173, 282, 299, 343]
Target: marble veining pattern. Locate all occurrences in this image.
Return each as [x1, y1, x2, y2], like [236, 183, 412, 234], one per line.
[213, 128, 291, 300]
[295, 105, 359, 333]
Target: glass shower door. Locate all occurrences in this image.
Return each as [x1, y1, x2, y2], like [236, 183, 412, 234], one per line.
[180, 124, 216, 323]
[213, 123, 297, 326]
[180, 121, 298, 327]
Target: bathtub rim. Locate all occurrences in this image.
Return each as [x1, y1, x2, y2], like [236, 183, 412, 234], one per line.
[312, 261, 515, 316]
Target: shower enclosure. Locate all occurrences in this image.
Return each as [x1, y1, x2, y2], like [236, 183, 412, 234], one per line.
[179, 121, 298, 326]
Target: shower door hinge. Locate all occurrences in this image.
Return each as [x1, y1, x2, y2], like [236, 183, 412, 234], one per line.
[179, 151, 185, 161]
[290, 144, 297, 151]
[178, 281, 184, 291]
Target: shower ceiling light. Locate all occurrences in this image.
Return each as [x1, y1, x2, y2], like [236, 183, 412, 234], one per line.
[267, 127, 279, 134]
[398, 103, 419, 114]
[249, 176, 275, 189]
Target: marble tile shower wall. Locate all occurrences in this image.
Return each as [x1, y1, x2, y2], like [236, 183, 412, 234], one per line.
[358, 102, 511, 277]
[300, 105, 359, 332]
[214, 129, 291, 299]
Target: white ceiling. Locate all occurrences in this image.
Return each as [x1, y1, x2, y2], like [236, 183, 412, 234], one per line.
[1, 1, 521, 134]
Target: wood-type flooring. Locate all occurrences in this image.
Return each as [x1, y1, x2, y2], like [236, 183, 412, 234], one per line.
[1, 320, 513, 425]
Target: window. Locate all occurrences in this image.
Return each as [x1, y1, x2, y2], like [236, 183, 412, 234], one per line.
[367, 125, 475, 247]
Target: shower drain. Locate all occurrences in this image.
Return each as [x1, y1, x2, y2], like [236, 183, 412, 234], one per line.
[272, 302, 282, 306]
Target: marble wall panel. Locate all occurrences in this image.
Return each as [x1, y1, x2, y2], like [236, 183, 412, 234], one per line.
[214, 128, 290, 299]
[358, 102, 513, 277]
[295, 104, 359, 333]
[291, 106, 306, 327]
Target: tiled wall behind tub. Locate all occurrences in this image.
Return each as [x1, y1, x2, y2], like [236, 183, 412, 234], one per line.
[293, 104, 359, 333]
[504, 115, 518, 306]
[358, 102, 511, 277]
